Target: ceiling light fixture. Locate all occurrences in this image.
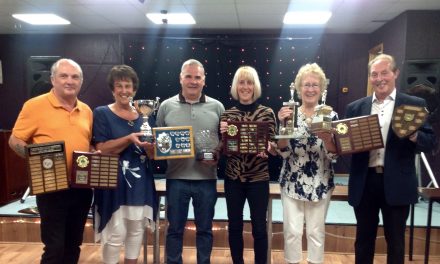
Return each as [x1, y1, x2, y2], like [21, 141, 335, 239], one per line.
[146, 12, 195, 25]
[283, 11, 332, 25]
[12, 13, 70, 25]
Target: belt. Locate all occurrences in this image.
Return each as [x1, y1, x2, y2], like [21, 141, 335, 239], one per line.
[369, 166, 384, 174]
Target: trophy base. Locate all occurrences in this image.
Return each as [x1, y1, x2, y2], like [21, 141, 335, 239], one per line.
[275, 132, 308, 139]
[310, 122, 334, 134]
[140, 134, 154, 143]
[196, 152, 216, 161]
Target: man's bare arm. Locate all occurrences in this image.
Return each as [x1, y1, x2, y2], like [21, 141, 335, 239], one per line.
[8, 134, 27, 158]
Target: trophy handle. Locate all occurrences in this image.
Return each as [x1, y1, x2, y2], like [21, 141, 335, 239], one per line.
[153, 97, 160, 113]
[129, 96, 135, 111]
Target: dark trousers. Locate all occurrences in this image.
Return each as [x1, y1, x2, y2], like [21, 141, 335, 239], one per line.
[36, 188, 93, 264]
[354, 170, 410, 264]
[224, 178, 269, 264]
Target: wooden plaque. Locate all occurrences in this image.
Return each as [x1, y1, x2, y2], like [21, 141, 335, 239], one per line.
[25, 141, 69, 195]
[392, 105, 428, 138]
[223, 121, 269, 155]
[332, 114, 384, 155]
[153, 126, 195, 160]
[71, 151, 119, 189]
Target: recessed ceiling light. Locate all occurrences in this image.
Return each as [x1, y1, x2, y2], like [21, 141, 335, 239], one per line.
[12, 13, 70, 25]
[146, 13, 196, 25]
[283, 11, 332, 25]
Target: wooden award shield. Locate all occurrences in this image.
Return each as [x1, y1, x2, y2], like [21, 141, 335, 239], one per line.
[25, 141, 69, 195]
[71, 151, 119, 189]
[392, 105, 428, 138]
[223, 121, 269, 155]
[332, 114, 384, 155]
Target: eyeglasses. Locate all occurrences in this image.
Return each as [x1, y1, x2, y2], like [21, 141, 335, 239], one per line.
[302, 83, 320, 89]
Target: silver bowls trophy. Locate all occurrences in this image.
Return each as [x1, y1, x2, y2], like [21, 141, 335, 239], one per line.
[310, 89, 334, 133]
[195, 129, 219, 161]
[276, 82, 301, 139]
[132, 97, 160, 142]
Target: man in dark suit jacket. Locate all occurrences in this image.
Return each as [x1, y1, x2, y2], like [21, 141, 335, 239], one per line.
[345, 54, 437, 264]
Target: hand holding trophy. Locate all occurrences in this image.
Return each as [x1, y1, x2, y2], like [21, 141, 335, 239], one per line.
[132, 97, 160, 142]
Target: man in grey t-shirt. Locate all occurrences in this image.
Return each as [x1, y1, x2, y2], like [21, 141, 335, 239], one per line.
[156, 59, 224, 264]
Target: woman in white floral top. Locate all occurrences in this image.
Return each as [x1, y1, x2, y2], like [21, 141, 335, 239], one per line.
[275, 63, 338, 264]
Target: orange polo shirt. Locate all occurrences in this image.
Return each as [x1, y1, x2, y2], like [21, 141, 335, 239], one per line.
[12, 89, 93, 174]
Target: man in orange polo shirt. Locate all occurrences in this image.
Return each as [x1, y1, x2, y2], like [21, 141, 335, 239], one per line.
[9, 58, 93, 264]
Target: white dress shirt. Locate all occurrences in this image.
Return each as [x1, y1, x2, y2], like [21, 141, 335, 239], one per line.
[368, 89, 396, 167]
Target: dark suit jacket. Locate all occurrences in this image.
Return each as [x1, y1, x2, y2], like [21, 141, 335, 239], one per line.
[345, 92, 437, 207]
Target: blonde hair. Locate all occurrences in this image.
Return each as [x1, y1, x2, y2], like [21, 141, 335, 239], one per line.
[368, 53, 397, 75]
[294, 63, 327, 99]
[230, 66, 262, 102]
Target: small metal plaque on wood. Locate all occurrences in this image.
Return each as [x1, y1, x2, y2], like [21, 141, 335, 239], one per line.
[392, 105, 428, 138]
[25, 141, 69, 195]
[71, 151, 119, 189]
[153, 126, 195, 160]
[333, 114, 384, 155]
[223, 121, 269, 155]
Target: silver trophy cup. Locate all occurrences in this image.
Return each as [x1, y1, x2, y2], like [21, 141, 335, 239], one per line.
[133, 97, 160, 142]
[195, 129, 219, 161]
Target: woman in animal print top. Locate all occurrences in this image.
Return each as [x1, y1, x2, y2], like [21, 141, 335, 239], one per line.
[220, 66, 277, 264]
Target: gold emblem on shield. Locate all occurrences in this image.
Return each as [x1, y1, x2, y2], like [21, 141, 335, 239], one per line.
[227, 124, 238, 137]
[403, 113, 415, 122]
[76, 155, 89, 168]
[336, 123, 348, 135]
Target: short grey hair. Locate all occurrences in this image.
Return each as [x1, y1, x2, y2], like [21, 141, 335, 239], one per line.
[181, 59, 204, 73]
[51, 58, 83, 81]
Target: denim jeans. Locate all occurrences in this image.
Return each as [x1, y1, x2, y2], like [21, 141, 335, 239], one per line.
[224, 177, 269, 264]
[166, 179, 217, 264]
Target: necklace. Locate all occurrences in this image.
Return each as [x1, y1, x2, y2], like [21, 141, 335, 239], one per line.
[300, 106, 315, 125]
[127, 120, 134, 126]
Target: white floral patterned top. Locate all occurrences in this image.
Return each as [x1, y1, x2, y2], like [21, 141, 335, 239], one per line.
[278, 109, 338, 202]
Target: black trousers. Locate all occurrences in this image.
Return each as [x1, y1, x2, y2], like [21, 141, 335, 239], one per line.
[224, 178, 269, 264]
[354, 170, 410, 264]
[36, 188, 93, 264]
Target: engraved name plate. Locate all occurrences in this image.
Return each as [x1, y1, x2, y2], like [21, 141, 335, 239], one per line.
[71, 151, 119, 189]
[25, 141, 69, 195]
[153, 126, 195, 160]
[332, 114, 384, 155]
[223, 121, 269, 155]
